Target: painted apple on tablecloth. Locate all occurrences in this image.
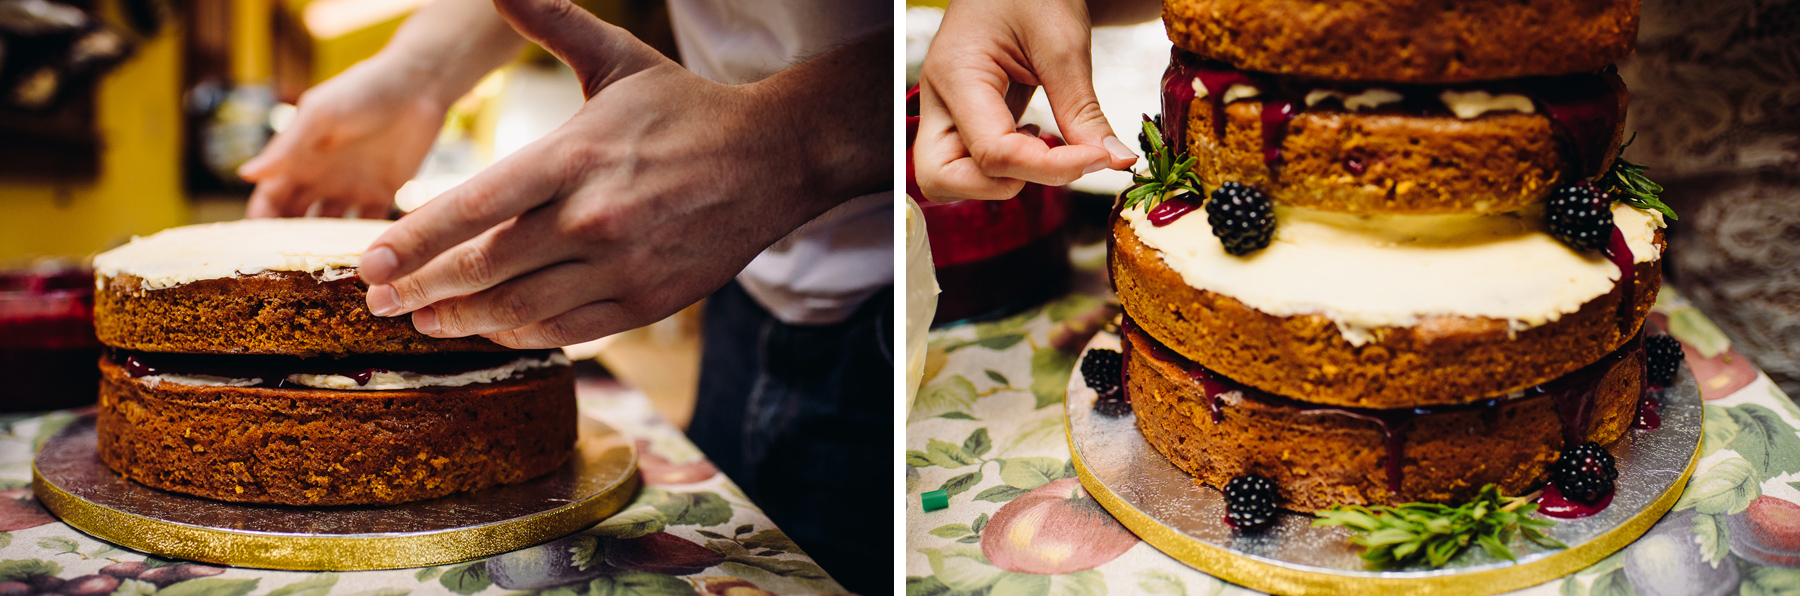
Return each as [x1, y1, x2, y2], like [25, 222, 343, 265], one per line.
[980, 478, 1139, 574]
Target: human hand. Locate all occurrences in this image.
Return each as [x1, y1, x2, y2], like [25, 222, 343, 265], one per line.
[237, 54, 451, 218]
[357, 0, 879, 349]
[913, 0, 1138, 202]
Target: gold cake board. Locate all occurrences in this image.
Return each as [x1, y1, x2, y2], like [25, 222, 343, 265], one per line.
[1066, 330, 1702, 596]
[34, 414, 638, 571]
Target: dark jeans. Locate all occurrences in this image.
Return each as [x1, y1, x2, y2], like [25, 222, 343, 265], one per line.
[688, 281, 893, 595]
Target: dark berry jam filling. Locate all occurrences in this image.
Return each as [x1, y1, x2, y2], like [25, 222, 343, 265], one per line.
[111, 348, 560, 389]
[1121, 317, 1647, 495]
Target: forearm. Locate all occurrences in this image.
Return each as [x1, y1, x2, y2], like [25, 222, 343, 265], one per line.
[748, 29, 893, 210]
[1089, 0, 1161, 27]
[378, 0, 529, 109]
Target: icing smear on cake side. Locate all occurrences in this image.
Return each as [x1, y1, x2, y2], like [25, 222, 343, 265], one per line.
[93, 218, 393, 290]
[1123, 202, 1664, 346]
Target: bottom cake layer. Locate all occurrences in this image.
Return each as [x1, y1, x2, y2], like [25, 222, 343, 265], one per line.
[97, 356, 576, 506]
[1125, 320, 1645, 511]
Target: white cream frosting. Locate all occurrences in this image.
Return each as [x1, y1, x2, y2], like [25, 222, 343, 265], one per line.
[1304, 88, 1403, 112]
[1439, 90, 1537, 119]
[285, 352, 572, 391]
[94, 219, 393, 290]
[1123, 202, 1664, 345]
[141, 374, 263, 388]
[1221, 84, 1261, 104]
[145, 352, 569, 389]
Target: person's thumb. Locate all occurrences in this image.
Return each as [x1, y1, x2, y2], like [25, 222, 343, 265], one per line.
[1035, 51, 1136, 170]
[492, 0, 661, 98]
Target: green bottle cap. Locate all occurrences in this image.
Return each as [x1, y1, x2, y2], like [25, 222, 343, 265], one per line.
[921, 489, 949, 512]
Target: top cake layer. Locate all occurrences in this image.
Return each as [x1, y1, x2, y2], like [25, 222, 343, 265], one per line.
[95, 219, 392, 291]
[94, 219, 505, 356]
[1163, 0, 1638, 83]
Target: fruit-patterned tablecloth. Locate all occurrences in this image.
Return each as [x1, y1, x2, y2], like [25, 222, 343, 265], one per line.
[906, 276, 1800, 596]
[0, 376, 845, 596]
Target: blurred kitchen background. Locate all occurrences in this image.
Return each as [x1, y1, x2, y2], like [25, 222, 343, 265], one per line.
[0, 0, 702, 424]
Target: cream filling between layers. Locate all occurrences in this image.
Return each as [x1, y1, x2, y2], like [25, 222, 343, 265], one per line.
[1123, 202, 1664, 345]
[94, 218, 393, 290]
[146, 353, 572, 390]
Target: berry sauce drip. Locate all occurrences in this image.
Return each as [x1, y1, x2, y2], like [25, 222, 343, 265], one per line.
[1121, 317, 1650, 496]
[1147, 194, 1201, 227]
[115, 349, 554, 389]
[1636, 397, 1662, 430]
[1537, 482, 1612, 519]
[1259, 100, 1296, 164]
[1536, 332, 1644, 446]
[1160, 49, 1255, 157]
[1526, 74, 1622, 180]
[1604, 225, 1637, 325]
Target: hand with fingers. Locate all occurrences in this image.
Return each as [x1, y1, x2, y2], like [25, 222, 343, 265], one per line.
[238, 58, 448, 218]
[238, 0, 527, 218]
[913, 0, 1157, 202]
[359, 0, 889, 349]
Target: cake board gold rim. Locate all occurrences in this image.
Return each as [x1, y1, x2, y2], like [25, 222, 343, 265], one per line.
[33, 414, 639, 571]
[1065, 330, 1702, 596]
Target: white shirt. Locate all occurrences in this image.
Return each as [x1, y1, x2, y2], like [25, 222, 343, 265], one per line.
[668, 0, 892, 325]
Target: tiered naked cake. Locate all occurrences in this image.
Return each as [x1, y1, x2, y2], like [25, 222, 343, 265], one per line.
[92, 219, 576, 506]
[1105, 0, 1669, 513]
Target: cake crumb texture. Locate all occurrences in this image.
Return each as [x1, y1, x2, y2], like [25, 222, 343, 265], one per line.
[96, 272, 506, 356]
[96, 358, 576, 506]
[1163, 0, 1638, 83]
[1181, 78, 1626, 214]
[1125, 325, 1642, 511]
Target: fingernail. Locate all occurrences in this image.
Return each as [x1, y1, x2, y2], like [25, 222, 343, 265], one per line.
[362, 247, 397, 282]
[413, 306, 440, 335]
[367, 285, 401, 316]
[1083, 159, 1107, 175]
[1103, 136, 1138, 162]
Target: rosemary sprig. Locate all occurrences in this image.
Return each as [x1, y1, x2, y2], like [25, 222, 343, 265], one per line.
[1601, 133, 1676, 220]
[1122, 115, 1205, 212]
[1312, 484, 1566, 569]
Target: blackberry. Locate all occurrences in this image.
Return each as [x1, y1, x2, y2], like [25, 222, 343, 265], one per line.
[1546, 182, 1614, 251]
[1081, 349, 1123, 399]
[1094, 400, 1134, 418]
[1646, 335, 1684, 387]
[1549, 442, 1618, 505]
[1224, 474, 1279, 531]
[1207, 182, 1276, 256]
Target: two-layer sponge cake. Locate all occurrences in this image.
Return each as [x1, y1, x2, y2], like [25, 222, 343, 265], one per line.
[1110, 0, 1663, 511]
[92, 219, 576, 506]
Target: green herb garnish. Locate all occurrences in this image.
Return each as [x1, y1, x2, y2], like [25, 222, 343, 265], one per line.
[1122, 116, 1205, 212]
[1312, 484, 1566, 569]
[1601, 133, 1675, 220]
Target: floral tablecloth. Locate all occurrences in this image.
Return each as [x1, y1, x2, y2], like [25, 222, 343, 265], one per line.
[906, 272, 1800, 596]
[0, 376, 844, 596]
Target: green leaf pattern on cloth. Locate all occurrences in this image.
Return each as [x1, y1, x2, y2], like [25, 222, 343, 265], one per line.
[0, 387, 841, 595]
[911, 286, 1800, 595]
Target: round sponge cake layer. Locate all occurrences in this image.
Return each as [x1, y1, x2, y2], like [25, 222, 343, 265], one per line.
[1110, 216, 1660, 407]
[97, 271, 505, 356]
[1124, 322, 1642, 510]
[96, 357, 576, 506]
[1180, 78, 1626, 214]
[1163, 0, 1638, 83]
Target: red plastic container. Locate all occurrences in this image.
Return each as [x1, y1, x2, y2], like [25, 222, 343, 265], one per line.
[907, 86, 1074, 326]
[0, 268, 101, 412]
